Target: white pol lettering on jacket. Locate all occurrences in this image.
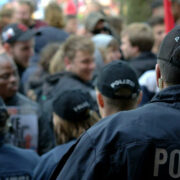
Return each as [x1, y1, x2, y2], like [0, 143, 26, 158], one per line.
[154, 148, 180, 178]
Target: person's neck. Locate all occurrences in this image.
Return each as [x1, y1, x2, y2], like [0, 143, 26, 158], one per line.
[127, 51, 141, 60]
[152, 45, 159, 55]
[102, 108, 120, 118]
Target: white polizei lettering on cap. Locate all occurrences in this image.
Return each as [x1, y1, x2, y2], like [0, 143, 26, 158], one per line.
[169, 150, 180, 178]
[110, 79, 135, 89]
[175, 36, 180, 42]
[154, 148, 168, 176]
[73, 102, 90, 112]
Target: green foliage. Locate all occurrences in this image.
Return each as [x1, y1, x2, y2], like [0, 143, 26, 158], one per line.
[125, 0, 154, 24]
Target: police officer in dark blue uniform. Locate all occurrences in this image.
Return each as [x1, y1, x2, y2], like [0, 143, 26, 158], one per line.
[95, 60, 142, 118]
[33, 89, 99, 180]
[50, 25, 180, 179]
[0, 97, 39, 179]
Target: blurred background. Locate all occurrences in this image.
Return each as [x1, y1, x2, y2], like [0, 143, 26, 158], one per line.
[0, 0, 158, 24]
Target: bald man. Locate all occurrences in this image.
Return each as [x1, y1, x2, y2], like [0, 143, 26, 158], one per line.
[0, 53, 55, 154]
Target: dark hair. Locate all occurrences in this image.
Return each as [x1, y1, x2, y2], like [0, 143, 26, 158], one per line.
[171, 0, 180, 4]
[151, 0, 163, 9]
[103, 90, 139, 111]
[148, 16, 164, 27]
[158, 59, 180, 85]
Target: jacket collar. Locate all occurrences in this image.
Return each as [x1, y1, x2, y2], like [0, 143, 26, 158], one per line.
[65, 72, 94, 88]
[133, 52, 157, 61]
[151, 85, 180, 103]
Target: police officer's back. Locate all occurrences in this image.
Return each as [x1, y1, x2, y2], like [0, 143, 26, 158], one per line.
[50, 25, 180, 179]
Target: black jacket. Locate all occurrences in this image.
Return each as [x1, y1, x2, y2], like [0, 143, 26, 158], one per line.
[0, 142, 39, 179]
[129, 52, 157, 78]
[52, 85, 180, 180]
[40, 72, 98, 126]
[50, 72, 96, 103]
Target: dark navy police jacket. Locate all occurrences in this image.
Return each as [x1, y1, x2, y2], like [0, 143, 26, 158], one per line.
[33, 140, 76, 180]
[51, 85, 180, 180]
[0, 142, 39, 179]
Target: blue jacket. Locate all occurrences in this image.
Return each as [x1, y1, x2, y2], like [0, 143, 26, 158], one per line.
[52, 85, 180, 180]
[33, 140, 76, 180]
[0, 142, 39, 179]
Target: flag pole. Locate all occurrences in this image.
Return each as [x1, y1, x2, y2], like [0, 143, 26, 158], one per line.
[164, 0, 175, 33]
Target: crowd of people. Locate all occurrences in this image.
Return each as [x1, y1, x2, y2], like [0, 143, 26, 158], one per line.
[0, 0, 180, 179]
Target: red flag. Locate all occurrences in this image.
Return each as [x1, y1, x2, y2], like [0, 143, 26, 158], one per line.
[164, 0, 175, 33]
[65, 0, 77, 15]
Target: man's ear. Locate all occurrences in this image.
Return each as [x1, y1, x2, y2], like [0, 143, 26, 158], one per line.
[96, 91, 104, 108]
[156, 64, 161, 88]
[3, 43, 12, 54]
[137, 90, 143, 106]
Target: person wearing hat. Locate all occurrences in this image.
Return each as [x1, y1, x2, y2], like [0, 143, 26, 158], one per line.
[50, 25, 180, 179]
[1, 23, 35, 81]
[33, 89, 99, 180]
[85, 12, 112, 36]
[96, 60, 142, 118]
[21, 25, 69, 95]
[0, 96, 39, 179]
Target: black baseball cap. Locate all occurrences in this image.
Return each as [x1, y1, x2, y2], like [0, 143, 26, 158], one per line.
[52, 89, 93, 122]
[158, 25, 180, 68]
[96, 60, 140, 99]
[1, 23, 36, 44]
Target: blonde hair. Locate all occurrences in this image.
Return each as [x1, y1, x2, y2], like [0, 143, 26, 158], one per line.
[0, 6, 14, 32]
[49, 45, 65, 74]
[39, 43, 60, 73]
[61, 35, 94, 60]
[49, 35, 94, 74]
[53, 110, 100, 145]
[45, 2, 65, 29]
